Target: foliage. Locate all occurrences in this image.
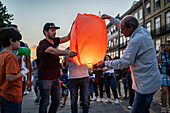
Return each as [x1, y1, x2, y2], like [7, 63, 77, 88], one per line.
[0, 1, 14, 28]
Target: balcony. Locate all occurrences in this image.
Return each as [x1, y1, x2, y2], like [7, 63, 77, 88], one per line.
[151, 23, 170, 37]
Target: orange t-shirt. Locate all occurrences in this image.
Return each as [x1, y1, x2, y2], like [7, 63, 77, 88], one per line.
[0, 51, 22, 103]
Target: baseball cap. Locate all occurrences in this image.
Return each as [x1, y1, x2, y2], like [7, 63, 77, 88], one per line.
[43, 23, 60, 31]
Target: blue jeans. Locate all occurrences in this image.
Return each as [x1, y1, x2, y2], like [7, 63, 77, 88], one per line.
[131, 91, 156, 113]
[98, 77, 104, 98]
[32, 77, 40, 101]
[69, 77, 89, 113]
[39, 79, 60, 113]
[104, 74, 118, 99]
[0, 96, 22, 113]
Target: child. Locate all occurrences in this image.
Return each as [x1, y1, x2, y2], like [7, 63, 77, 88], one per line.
[0, 28, 29, 113]
[59, 62, 69, 108]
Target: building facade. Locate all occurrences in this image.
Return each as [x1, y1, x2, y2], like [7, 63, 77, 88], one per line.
[106, 0, 170, 58]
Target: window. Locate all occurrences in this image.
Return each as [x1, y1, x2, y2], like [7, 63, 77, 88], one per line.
[155, 39, 161, 53]
[139, 8, 143, 19]
[146, 2, 151, 15]
[108, 40, 111, 48]
[166, 35, 170, 41]
[115, 51, 118, 57]
[120, 36, 123, 44]
[154, 0, 160, 10]
[123, 36, 126, 45]
[134, 12, 138, 19]
[155, 17, 160, 34]
[165, 0, 170, 4]
[146, 22, 151, 33]
[166, 11, 170, 31]
[127, 37, 130, 42]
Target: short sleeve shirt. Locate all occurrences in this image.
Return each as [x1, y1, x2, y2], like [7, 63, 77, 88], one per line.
[37, 38, 60, 80]
[0, 51, 22, 102]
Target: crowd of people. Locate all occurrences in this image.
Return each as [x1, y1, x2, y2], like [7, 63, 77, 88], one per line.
[0, 13, 169, 113]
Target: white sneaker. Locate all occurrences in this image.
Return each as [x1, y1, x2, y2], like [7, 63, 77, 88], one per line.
[161, 108, 166, 113]
[105, 98, 111, 103]
[97, 97, 102, 102]
[91, 97, 97, 101]
[127, 106, 132, 110]
[115, 99, 119, 104]
[23, 91, 29, 95]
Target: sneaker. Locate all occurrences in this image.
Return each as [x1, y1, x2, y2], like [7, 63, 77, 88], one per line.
[34, 99, 39, 103]
[96, 97, 102, 102]
[168, 108, 170, 113]
[91, 97, 97, 101]
[161, 108, 166, 113]
[88, 102, 91, 108]
[23, 91, 29, 95]
[127, 106, 132, 110]
[105, 98, 111, 103]
[115, 99, 119, 104]
[61, 103, 65, 108]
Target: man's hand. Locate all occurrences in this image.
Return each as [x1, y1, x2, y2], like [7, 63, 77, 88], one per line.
[101, 14, 111, 20]
[98, 61, 105, 68]
[67, 51, 77, 58]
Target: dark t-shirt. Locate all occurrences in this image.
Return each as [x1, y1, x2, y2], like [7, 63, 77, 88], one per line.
[37, 38, 60, 80]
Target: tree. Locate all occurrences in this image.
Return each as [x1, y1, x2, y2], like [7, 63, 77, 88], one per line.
[0, 1, 14, 28]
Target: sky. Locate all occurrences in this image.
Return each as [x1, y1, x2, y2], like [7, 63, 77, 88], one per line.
[1, 0, 137, 49]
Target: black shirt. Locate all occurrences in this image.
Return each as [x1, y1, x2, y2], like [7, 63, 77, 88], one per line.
[37, 38, 60, 80]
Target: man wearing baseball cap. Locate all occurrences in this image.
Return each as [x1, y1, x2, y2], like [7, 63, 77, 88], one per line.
[37, 22, 77, 113]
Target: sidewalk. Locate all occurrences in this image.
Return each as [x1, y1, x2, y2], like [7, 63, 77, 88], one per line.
[22, 88, 162, 113]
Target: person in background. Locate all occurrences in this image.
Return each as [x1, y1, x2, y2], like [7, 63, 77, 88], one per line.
[157, 41, 170, 113]
[122, 67, 128, 100]
[64, 56, 89, 113]
[59, 62, 69, 108]
[100, 14, 161, 113]
[93, 64, 104, 102]
[7, 24, 32, 96]
[0, 28, 29, 113]
[126, 67, 135, 110]
[103, 55, 119, 104]
[32, 58, 40, 104]
[37, 22, 77, 113]
[114, 56, 122, 98]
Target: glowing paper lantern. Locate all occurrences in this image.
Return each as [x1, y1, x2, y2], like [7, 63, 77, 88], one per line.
[69, 13, 108, 65]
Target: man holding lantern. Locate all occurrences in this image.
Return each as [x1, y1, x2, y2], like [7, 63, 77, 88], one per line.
[99, 14, 161, 113]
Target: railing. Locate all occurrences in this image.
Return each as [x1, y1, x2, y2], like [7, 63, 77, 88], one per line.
[151, 23, 170, 37]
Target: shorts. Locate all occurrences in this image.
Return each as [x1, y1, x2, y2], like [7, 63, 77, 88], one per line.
[161, 74, 170, 86]
[60, 87, 68, 95]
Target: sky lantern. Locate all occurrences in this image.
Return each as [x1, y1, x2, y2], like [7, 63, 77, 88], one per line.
[69, 13, 108, 66]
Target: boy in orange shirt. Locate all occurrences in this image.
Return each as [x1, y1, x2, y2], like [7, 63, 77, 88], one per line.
[0, 28, 29, 113]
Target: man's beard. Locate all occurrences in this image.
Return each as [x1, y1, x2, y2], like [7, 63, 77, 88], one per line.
[48, 33, 55, 39]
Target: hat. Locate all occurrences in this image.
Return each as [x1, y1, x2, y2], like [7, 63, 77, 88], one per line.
[43, 23, 60, 31]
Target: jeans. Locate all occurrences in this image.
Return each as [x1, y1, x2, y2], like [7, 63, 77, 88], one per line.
[127, 74, 135, 106]
[32, 77, 40, 101]
[0, 96, 22, 113]
[98, 77, 104, 98]
[104, 74, 118, 99]
[69, 77, 89, 113]
[39, 79, 60, 113]
[131, 91, 156, 113]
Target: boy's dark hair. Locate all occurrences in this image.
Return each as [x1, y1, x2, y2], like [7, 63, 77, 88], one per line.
[0, 28, 22, 48]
